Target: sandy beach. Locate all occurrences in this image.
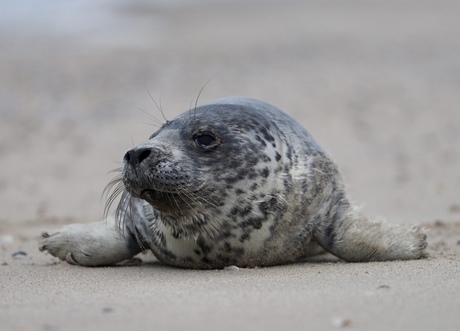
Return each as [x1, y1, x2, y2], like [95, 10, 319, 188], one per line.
[1, 0, 459, 330]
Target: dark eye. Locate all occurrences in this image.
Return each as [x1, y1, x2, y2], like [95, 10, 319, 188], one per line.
[194, 132, 220, 151]
[195, 134, 215, 146]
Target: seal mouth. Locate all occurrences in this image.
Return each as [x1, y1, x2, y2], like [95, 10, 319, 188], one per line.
[141, 189, 159, 201]
[140, 189, 189, 214]
[141, 189, 167, 206]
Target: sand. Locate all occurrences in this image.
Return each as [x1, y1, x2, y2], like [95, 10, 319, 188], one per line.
[1, 0, 460, 330]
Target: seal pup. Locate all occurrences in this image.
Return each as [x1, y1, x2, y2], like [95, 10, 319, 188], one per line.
[39, 97, 427, 268]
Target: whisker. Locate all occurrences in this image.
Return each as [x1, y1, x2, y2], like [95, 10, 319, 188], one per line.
[102, 170, 124, 220]
[182, 188, 220, 209]
[104, 184, 125, 220]
[158, 95, 167, 123]
[131, 102, 163, 128]
[176, 190, 196, 212]
[115, 190, 131, 232]
[144, 81, 168, 124]
[194, 76, 214, 112]
[103, 172, 147, 251]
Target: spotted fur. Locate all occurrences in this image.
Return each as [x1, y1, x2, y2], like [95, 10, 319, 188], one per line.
[39, 97, 427, 268]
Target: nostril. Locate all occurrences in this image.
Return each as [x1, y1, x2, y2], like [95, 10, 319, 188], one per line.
[138, 149, 151, 163]
[124, 148, 151, 166]
[124, 151, 131, 163]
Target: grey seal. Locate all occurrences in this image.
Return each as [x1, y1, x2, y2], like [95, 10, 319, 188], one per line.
[39, 97, 427, 269]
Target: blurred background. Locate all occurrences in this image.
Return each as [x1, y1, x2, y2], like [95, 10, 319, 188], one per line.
[1, 0, 459, 226]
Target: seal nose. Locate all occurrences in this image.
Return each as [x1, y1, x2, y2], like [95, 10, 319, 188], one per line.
[124, 148, 151, 167]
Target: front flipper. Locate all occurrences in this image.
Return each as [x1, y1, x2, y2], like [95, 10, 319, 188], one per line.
[39, 217, 143, 266]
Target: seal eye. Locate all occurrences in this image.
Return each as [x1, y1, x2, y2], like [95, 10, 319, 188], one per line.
[194, 132, 219, 151]
[196, 134, 215, 147]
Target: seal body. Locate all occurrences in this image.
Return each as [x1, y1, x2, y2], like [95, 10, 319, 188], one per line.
[39, 97, 427, 269]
